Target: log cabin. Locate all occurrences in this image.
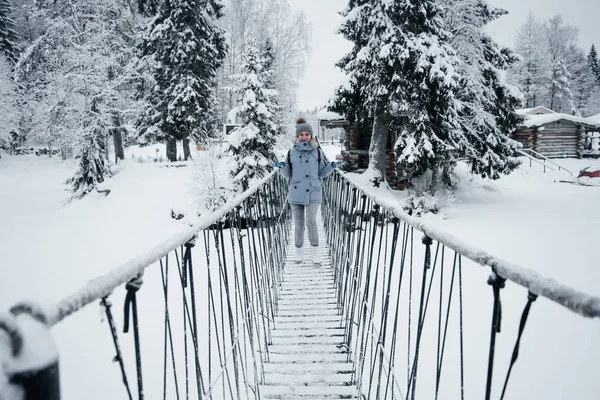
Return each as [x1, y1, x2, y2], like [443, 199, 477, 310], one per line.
[316, 108, 406, 189]
[511, 107, 597, 158]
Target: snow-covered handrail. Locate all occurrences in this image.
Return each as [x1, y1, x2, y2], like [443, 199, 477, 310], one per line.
[517, 149, 573, 176]
[45, 171, 278, 326]
[337, 171, 600, 319]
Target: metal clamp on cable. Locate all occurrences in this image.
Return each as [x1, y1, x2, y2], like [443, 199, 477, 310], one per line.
[123, 273, 144, 334]
[487, 271, 506, 333]
[1, 302, 60, 400]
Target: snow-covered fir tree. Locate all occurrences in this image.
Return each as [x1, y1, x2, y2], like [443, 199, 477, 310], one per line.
[332, 0, 463, 191]
[0, 53, 19, 148]
[567, 45, 598, 116]
[227, 36, 280, 191]
[0, 0, 19, 63]
[443, 0, 522, 179]
[261, 38, 285, 136]
[66, 102, 110, 199]
[543, 15, 577, 113]
[512, 12, 546, 108]
[587, 45, 600, 84]
[137, 0, 227, 161]
[65, 94, 110, 198]
[217, 0, 309, 135]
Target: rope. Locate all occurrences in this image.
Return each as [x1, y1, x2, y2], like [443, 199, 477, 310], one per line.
[100, 298, 133, 400]
[159, 258, 180, 400]
[485, 270, 507, 400]
[123, 275, 144, 400]
[407, 235, 433, 400]
[500, 292, 538, 399]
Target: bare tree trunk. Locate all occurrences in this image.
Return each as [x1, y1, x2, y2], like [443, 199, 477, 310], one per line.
[429, 164, 439, 195]
[111, 127, 125, 163]
[166, 137, 177, 162]
[107, 66, 125, 163]
[183, 137, 191, 160]
[368, 108, 390, 187]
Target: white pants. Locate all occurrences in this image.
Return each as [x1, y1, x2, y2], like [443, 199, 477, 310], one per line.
[290, 203, 319, 248]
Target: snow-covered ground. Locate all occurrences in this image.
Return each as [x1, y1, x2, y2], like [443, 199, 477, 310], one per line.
[1, 145, 599, 398]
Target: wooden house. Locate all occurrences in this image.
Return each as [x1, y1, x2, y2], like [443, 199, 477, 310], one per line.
[511, 107, 597, 158]
[316, 108, 405, 189]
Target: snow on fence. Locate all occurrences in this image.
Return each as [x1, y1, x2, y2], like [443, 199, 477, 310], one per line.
[322, 171, 600, 400]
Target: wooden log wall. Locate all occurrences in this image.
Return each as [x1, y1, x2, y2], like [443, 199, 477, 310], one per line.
[511, 121, 585, 159]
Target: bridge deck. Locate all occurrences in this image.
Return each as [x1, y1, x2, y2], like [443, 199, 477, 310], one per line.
[260, 212, 358, 399]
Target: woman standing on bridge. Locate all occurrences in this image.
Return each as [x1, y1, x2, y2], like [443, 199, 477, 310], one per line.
[274, 118, 343, 264]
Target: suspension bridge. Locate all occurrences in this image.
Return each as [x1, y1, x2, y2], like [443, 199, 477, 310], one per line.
[1, 171, 599, 399]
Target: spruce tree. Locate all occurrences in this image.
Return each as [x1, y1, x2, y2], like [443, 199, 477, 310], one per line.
[512, 12, 545, 107]
[227, 36, 280, 192]
[261, 38, 285, 136]
[66, 100, 110, 198]
[0, 0, 19, 64]
[137, 0, 227, 161]
[443, 0, 522, 179]
[588, 44, 600, 83]
[332, 0, 462, 190]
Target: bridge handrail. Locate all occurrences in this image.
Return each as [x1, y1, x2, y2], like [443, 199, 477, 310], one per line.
[337, 171, 600, 319]
[517, 149, 574, 176]
[45, 171, 278, 327]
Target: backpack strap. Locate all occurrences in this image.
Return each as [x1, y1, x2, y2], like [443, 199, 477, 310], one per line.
[288, 148, 326, 172]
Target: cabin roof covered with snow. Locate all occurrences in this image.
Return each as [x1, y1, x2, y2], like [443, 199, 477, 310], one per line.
[588, 113, 600, 128]
[519, 112, 597, 129]
[316, 108, 346, 122]
[516, 106, 556, 116]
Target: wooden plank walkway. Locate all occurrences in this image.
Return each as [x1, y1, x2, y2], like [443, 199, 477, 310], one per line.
[260, 214, 358, 399]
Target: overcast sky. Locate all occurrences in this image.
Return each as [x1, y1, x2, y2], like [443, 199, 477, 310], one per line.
[289, 0, 600, 111]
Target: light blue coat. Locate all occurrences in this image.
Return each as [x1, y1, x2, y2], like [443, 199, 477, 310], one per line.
[280, 141, 335, 205]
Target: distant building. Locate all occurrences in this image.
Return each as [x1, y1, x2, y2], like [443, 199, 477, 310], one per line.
[316, 109, 405, 189]
[511, 107, 598, 158]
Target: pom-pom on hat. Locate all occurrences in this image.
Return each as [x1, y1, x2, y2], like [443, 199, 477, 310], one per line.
[295, 117, 313, 137]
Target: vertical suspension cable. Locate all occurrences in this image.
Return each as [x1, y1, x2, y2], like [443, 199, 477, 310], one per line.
[500, 292, 538, 400]
[160, 258, 180, 400]
[485, 270, 506, 400]
[101, 297, 134, 400]
[216, 225, 243, 399]
[384, 220, 408, 400]
[458, 255, 465, 400]
[407, 235, 433, 400]
[123, 275, 144, 400]
[435, 251, 459, 399]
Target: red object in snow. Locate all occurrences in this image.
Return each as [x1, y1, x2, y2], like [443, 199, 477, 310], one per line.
[578, 165, 600, 178]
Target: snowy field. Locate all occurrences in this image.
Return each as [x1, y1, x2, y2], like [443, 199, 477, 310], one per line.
[1, 144, 599, 398]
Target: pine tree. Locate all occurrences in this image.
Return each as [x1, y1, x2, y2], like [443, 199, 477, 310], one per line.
[588, 44, 600, 83]
[543, 15, 577, 113]
[443, 0, 522, 179]
[512, 12, 546, 107]
[332, 0, 462, 191]
[227, 36, 280, 191]
[66, 99, 110, 198]
[548, 57, 574, 113]
[568, 45, 596, 116]
[261, 38, 285, 136]
[137, 0, 227, 161]
[0, 0, 19, 64]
